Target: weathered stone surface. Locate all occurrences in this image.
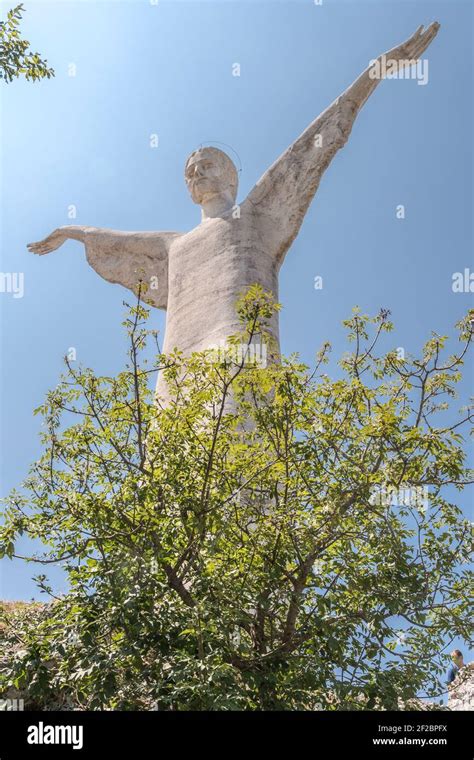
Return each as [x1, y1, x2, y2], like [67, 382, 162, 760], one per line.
[447, 662, 474, 711]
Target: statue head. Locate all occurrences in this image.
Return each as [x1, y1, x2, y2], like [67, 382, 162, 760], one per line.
[185, 147, 238, 207]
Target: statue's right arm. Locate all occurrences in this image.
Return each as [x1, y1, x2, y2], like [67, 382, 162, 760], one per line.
[28, 225, 182, 310]
[243, 23, 439, 261]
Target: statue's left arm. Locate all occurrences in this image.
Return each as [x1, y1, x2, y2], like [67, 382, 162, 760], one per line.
[244, 23, 439, 259]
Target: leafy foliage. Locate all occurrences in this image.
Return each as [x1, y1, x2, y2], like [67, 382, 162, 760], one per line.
[1, 288, 472, 710]
[0, 4, 54, 83]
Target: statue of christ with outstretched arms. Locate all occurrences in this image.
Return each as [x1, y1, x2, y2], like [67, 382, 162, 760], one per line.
[28, 24, 439, 399]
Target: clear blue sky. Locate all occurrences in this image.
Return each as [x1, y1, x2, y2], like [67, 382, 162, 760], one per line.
[1, 0, 472, 657]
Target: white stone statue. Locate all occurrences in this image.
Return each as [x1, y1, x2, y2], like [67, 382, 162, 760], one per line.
[28, 24, 439, 400]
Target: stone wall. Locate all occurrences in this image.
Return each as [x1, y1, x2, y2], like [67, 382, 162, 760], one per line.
[448, 662, 474, 711]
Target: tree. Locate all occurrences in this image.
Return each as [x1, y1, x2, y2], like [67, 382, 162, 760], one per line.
[0, 287, 472, 710]
[0, 4, 54, 83]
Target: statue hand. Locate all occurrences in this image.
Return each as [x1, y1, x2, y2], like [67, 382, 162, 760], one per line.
[27, 228, 68, 255]
[384, 22, 440, 67]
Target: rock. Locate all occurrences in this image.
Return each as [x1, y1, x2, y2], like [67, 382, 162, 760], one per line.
[448, 662, 474, 711]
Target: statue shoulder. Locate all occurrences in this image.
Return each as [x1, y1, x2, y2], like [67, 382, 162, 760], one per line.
[84, 229, 184, 260]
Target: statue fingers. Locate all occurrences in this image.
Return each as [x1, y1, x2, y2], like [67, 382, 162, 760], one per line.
[411, 25, 424, 43]
[419, 21, 440, 51]
[28, 241, 51, 254]
[402, 24, 439, 64]
[402, 22, 439, 61]
[412, 22, 439, 56]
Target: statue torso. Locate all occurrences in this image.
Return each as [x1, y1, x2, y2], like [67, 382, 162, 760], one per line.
[163, 205, 281, 356]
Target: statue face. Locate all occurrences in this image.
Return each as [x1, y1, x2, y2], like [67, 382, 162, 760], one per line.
[185, 148, 238, 205]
